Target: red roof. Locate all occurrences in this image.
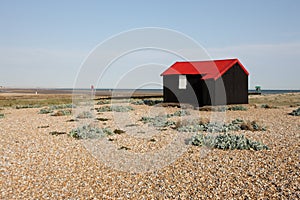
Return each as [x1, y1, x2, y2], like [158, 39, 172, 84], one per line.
[161, 58, 249, 80]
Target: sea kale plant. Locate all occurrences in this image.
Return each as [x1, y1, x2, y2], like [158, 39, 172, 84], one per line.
[140, 116, 175, 127]
[191, 133, 269, 151]
[69, 125, 113, 139]
[96, 105, 134, 112]
[228, 105, 248, 111]
[140, 110, 190, 128]
[130, 99, 164, 106]
[39, 104, 74, 114]
[176, 118, 266, 133]
[96, 100, 111, 105]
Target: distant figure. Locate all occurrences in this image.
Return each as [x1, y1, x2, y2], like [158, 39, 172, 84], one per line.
[35, 90, 38, 95]
[91, 85, 95, 98]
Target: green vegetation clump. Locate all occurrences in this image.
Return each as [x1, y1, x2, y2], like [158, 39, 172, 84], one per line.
[130, 99, 163, 106]
[39, 104, 74, 114]
[0, 113, 4, 118]
[96, 105, 134, 112]
[96, 100, 111, 105]
[166, 110, 191, 118]
[130, 100, 144, 105]
[16, 104, 41, 109]
[69, 125, 113, 139]
[177, 118, 266, 133]
[39, 108, 53, 114]
[142, 99, 163, 106]
[228, 105, 248, 111]
[191, 133, 269, 151]
[199, 106, 248, 112]
[289, 107, 300, 116]
[199, 106, 227, 112]
[140, 110, 192, 128]
[140, 116, 175, 127]
[49, 104, 74, 110]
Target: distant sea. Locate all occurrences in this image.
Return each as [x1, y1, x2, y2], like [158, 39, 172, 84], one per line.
[78, 88, 300, 94]
[1, 88, 300, 95]
[248, 90, 300, 94]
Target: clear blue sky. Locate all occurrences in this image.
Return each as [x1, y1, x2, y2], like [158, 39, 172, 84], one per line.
[0, 0, 299, 89]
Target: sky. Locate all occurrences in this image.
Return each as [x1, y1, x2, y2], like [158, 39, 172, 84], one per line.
[0, 0, 299, 89]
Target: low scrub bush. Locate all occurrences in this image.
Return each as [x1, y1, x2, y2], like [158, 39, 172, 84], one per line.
[191, 133, 269, 150]
[16, 104, 41, 109]
[96, 100, 111, 105]
[177, 118, 266, 133]
[49, 104, 74, 110]
[166, 110, 191, 118]
[140, 116, 175, 127]
[289, 107, 300, 116]
[130, 100, 144, 105]
[130, 99, 164, 106]
[69, 125, 113, 139]
[39, 104, 74, 114]
[96, 105, 134, 112]
[0, 113, 4, 118]
[200, 106, 247, 112]
[143, 99, 163, 106]
[228, 105, 248, 111]
[39, 108, 53, 114]
[140, 110, 191, 128]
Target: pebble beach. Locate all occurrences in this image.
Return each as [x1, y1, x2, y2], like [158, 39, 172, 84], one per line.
[0, 92, 299, 199]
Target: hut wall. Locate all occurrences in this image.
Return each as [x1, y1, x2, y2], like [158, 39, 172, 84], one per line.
[200, 79, 215, 106]
[163, 75, 178, 103]
[216, 64, 248, 105]
[163, 75, 200, 105]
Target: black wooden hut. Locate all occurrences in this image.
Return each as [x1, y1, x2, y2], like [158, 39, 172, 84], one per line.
[161, 59, 249, 107]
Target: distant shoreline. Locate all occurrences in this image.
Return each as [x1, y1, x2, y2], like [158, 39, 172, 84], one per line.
[0, 88, 299, 95]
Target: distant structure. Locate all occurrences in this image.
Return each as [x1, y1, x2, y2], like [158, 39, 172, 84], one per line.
[161, 58, 249, 107]
[255, 85, 261, 94]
